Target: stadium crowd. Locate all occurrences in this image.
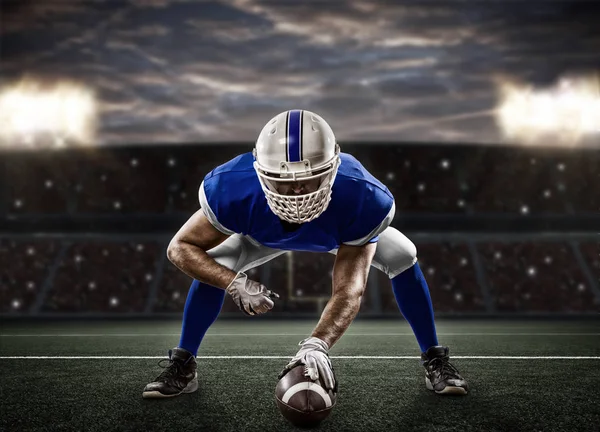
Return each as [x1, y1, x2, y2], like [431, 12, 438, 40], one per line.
[478, 242, 597, 312]
[2, 144, 597, 316]
[43, 241, 161, 313]
[0, 239, 59, 313]
[2, 144, 599, 216]
[2, 238, 598, 315]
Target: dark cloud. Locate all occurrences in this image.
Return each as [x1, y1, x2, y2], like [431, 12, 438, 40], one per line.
[1, 0, 598, 145]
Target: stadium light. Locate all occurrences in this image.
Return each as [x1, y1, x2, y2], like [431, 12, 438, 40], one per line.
[495, 75, 600, 146]
[0, 78, 97, 149]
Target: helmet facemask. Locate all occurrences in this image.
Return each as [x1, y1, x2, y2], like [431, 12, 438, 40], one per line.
[254, 156, 340, 224]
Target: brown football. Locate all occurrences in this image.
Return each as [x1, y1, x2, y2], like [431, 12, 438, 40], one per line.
[275, 365, 337, 428]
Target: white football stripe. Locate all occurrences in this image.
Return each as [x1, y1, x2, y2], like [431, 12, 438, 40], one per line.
[1, 356, 600, 359]
[281, 382, 332, 408]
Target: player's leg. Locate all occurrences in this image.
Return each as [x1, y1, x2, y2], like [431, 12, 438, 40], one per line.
[368, 227, 468, 395]
[369, 228, 437, 353]
[143, 235, 285, 398]
[178, 234, 285, 356]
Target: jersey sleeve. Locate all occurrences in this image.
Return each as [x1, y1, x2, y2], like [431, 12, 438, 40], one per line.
[198, 178, 239, 235]
[197, 153, 258, 236]
[340, 186, 395, 246]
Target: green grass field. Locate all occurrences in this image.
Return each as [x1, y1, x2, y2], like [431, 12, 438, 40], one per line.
[1, 319, 599, 432]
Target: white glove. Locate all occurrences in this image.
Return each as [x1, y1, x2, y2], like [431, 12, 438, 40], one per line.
[225, 272, 279, 316]
[279, 337, 336, 391]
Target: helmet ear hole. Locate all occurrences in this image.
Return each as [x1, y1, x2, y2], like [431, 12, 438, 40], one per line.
[269, 128, 277, 135]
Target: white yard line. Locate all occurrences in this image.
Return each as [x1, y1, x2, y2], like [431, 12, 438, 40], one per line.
[1, 333, 599, 337]
[0, 356, 599, 360]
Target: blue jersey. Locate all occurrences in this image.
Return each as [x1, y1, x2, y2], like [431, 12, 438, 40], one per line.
[199, 152, 395, 252]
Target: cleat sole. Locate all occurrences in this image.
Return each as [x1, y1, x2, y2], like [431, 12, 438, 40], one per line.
[436, 386, 468, 395]
[142, 374, 198, 399]
[425, 376, 468, 395]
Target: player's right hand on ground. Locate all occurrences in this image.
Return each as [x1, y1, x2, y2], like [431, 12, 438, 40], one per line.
[226, 271, 279, 316]
[278, 337, 336, 391]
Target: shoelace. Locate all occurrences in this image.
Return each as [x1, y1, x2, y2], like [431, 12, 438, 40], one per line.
[155, 353, 192, 381]
[155, 358, 182, 381]
[428, 356, 461, 380]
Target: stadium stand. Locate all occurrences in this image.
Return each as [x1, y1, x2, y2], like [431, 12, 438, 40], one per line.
[43, 241, 160, 312]
[478, 242, 598, 312]
[467, 152, 571, 214]
[1, 144, 598, 316]
[569, 157, 600, 213]
[0, 239, 60, 313]
[2, 238, 598, 316]
[2, 144, 599, 216]
[351, 146, 472, 214]
[168, 147, 246, 212]
[292, 252, 335, 299]
[74, 151, 168, 213]
[580, 242, 600, 283]
[4, 154, 72, 214]
[417, 242, 486, 312]
[154, 261, 193, 313]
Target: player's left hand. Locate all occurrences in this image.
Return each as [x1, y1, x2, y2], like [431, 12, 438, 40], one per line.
[278, 337, 336, 391]
[226, 272, 279, 316]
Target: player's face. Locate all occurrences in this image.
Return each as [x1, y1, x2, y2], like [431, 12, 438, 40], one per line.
[276, 178, 321, 196]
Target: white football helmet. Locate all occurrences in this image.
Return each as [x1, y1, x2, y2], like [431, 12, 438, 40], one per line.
[253, 110, 341, 224]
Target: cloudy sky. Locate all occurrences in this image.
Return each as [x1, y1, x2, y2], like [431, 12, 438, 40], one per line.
[1, 0, 599, 145]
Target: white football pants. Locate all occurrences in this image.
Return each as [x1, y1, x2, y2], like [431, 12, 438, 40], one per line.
[206, 227, 417, 280]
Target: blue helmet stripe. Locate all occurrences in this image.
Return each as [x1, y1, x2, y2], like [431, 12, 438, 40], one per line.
[287, 110, 302, 162]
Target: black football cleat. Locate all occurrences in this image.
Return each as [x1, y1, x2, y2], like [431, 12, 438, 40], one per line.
[142, 347, 198, 398]
[421, 346, 469, 395]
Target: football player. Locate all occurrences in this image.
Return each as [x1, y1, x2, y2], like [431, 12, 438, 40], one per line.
[143, 110, 468, 399]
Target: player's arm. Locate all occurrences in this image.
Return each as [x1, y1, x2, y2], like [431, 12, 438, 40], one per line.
[311, 241, 377, 348]
[167, 209, 236, 289]
[168, 209, 278, 315]
[279, 242, 376, 389]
